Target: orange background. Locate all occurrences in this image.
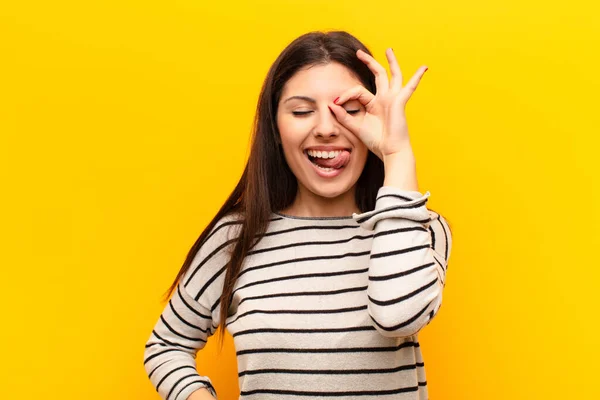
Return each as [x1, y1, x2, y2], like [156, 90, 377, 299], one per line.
[1, 1, 599, 399]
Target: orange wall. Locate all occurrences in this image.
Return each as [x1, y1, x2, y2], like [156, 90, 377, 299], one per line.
[1, 1, 599, 399]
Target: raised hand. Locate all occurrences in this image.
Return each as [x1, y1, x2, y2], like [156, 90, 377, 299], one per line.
[328, 48, 428, 162]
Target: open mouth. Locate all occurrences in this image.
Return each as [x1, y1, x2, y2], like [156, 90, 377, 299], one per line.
[304, 149, 351, 173]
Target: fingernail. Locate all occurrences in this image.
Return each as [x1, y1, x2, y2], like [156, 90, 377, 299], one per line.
[333, 97, 339, 104]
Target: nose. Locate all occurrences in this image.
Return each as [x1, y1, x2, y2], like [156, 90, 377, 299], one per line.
[313, 106, 340, 139]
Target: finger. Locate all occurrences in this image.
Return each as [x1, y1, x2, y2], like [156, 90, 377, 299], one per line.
[328, 103, 361, 134]
[334, 85, 376, 109]
[385, 48, 403, 92]
[356, 49, 389, 95]
[400, 66, 428, 102]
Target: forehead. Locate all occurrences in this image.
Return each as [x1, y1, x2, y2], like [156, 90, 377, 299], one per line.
[281, 62, 362, 97]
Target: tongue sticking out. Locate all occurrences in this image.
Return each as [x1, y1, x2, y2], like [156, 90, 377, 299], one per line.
[311, 150, 350, 169]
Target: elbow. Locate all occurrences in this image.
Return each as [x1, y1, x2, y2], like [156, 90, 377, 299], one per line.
[142, 342, 163, 378]
[368, 305, 426, 338]
[368, 291, 442, 338]
[143, 333, 179, 379]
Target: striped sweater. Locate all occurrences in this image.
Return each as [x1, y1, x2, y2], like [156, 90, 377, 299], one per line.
[143, 186, 452, 400]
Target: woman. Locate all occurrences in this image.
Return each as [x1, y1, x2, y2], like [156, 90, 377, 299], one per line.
[143, 30, 453, 400]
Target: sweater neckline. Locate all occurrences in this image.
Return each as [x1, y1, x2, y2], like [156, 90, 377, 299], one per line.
[272, 211, 358, 222]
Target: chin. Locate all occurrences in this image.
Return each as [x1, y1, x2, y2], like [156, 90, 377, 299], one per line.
[303, 177, 358, 200]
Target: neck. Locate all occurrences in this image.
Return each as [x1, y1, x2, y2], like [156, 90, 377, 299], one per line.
[280, 184, 360, 218]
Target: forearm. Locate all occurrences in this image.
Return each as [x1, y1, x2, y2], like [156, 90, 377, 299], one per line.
[353, 184, 444, 337]
[187, 388, 217, 400]
[382, 143, 419, 191]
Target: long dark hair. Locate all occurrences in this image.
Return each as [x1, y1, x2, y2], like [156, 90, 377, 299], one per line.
[162, 30, 450, 351]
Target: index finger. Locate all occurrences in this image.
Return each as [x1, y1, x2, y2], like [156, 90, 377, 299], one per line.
[333, 84, 376, 109]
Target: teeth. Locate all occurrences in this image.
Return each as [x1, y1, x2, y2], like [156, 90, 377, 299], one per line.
[314, 164, 334, 171]
[307, 149, 342, 159]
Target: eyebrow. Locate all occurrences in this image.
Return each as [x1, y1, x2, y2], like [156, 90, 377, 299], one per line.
[283, 95, 316, 104]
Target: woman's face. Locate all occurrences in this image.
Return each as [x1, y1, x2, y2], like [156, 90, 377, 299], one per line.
[276, 62, 369, 201]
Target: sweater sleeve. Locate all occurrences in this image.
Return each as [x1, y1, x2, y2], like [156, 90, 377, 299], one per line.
[352, 186, 453, 338]
[143, 216, 241, 400]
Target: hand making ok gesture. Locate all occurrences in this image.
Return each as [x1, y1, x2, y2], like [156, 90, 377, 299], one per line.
[328, 48, 428, 162]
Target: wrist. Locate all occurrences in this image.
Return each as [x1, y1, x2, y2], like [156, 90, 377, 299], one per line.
[187, 388, 216, 400]
[382, 147, 419, 191]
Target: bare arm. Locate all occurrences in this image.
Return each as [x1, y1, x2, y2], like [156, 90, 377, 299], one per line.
[187, 388, 217, 400]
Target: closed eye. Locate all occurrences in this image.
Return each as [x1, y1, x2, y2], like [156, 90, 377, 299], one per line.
[292, 109, 360, 116]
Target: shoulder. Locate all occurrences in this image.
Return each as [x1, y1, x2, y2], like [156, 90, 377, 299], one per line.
[203, 211, 244, 246]
[190, 211, 245, 269]
[179, 211, 244, 294]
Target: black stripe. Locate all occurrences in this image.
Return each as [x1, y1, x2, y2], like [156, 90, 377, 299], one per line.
[173, 380, 215, 400]
[184, 237, 236, 287]
[240, 386, 419, 396]
[202, 220, 241, 246]
[429, 221, 436, 249]
[192, 264, 226, 301]
[157, 364, 196, 390]
[369, 262, 435, 281]
[355, 198, 429, 224]
[238, 361, 422, 377]
[166, 373, 208, 400]
[359, 214, 431, 225]
[160, 315, 206, 342]
[168, 301, 206, 332]
[152, 330, 198, 351]
[145, 342, 166, 349]
[229, 267, 369, 305]
[211, 268, 368, 311]
[237, 285, 367, 308]
[370, 301, 433, 332]
[247, 233, 373, 256]
[439, 215, 450, 261]
[373, 226, 426, 238]
[264, 224, 360, 237]
[233, 325, 376, 338]
[228, 305, 367, 326]
[176, 285, 211, 320]
[236, 251, 371, 281]
[432, 254, 447, 280]
[376, 193, 415, 201]
[370, 244, 430, 259]
[236, 340, 419, 356]
[148, 359, 170, 378]
[369, 278, 438, 306]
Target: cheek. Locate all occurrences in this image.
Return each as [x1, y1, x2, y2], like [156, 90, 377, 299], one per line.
[353, 144, 369, 169]
[277, 131, 303, 169]
[278, 121, 306, 153]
